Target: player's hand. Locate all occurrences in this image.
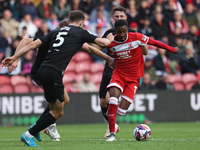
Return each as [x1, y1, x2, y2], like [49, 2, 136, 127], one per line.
[106, 33, 114, 43]
[108, 57, 116, 69]
[2, 57, 15, 67]
[174, 47, 180, 53]
[7, 60, 18, 73]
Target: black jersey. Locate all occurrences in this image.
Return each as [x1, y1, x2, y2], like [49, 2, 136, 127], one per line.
[102, 28, 135, 75]
[39, 25, 97, 75]
[31, 38, 48, 77]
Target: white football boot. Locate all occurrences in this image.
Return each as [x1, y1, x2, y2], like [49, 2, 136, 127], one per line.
[105, 124, 120, 139]
[106, 133, 116, 142]
[44, 123, 60, 141]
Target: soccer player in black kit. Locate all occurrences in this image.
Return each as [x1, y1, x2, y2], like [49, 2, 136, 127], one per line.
[7, 20, 69, 142]
[2, 10, 114, 147]
[95, 6, 148, 138]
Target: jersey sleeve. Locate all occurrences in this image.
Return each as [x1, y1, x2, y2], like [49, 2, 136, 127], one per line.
[81, 30, 97, 43]
[135, 32, 149, 46]
[38, 32, 52, 45]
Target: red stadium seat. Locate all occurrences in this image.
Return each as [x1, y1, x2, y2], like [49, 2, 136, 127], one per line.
[65, 60, 76, 73]
[75, 73, 84, 83]
[173, 82, 185, 91]
[90, 63, 104, 74]
[168, 74, 182, 83]
[0, 75, 11, 85]
[10, 75, 27, 86]
[63, 72, 76, 84]
[73, 51, 92, 63]
[30, 84, 43, 93]
[182, 73, 197, 90]
[0, 84, 14, 94]
[91, 73, 103, 84]
[14, 83, 30, 93]
[75, 61, 91, 74]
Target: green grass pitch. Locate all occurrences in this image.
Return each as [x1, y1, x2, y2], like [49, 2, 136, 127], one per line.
[0, 122, 200, 150]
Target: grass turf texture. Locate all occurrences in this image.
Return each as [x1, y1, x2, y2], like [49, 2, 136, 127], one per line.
[0, 122, 199, 150]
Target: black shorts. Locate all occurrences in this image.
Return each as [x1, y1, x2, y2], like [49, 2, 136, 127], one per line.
[99, 74, 112, 98]
[38, 66, 64, 103]
[31, 71, 41, 87]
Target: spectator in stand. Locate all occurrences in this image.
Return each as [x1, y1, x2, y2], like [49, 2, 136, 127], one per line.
[68, 80, 80, 93]
[182, 3, 200, 28]
[90, 2, 110, 23]
[144, 58, 158, 85]
[70, 0, 82, 11]
[192, 74, 200, 90]
[153, 48, 177, 76]
[35, 21, 50, 37]
[20, 26, 30, 39]
[47, 12, 59, 31]
[126, 0, 140, 26]
[18, 14, 38, 38]
[22, 0, 38, 20]
[163, 0, 175, 24]
[185, 24, 200, 52]
[80, 0, 96, 15]
[1, 9, 19, 40]
[2, 0, 25, 21]
[53, 0, 71, 20]
[138, 16, 152, 36]
[78, 73, 98, 92]
[163, 0, 183, 14]
[138, 73, 156, 90]
[36, 0, 53, 20]
[137, 0, 151, 26]
[0, 31, 10, 58]
[155, 73, 174, 90]
[169, 10, 189, 35]
[21, 50, 35, 76]
[129, 22, 138, 32]
[180, 44, 200, 75]
[150, 12, 169, 40]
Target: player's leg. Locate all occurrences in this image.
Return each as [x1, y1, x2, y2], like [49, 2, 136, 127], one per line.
[106, 86, 121, 142]
[44, 88, 70, 141]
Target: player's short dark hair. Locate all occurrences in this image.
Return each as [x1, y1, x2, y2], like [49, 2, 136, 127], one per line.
[114, 19, 128, 29]
[69, 10, 85, 23]
[59, 20, 68, 28]
[113, 6, 126, 15]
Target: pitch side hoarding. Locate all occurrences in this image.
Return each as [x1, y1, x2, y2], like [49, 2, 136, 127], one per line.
[0, 91, 200, 126]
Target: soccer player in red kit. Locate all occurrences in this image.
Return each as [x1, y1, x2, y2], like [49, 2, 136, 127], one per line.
[106, 19, 179, 142]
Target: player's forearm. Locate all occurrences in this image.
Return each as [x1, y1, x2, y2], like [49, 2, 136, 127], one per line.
[147, 38, 176, 53]
[95, 38, 112, 47]
[142, 45, 148, 55]
[14, 38, 34, 61]
[85, 43, 111, 61]
[13, 40, 41, 61]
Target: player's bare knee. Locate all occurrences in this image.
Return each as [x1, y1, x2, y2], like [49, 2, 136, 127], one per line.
[117, 107, 127, 116]
[64, 97, 70, 106]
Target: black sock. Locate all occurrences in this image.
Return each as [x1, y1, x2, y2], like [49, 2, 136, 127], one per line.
[40, 105, 50, 116]
[29, 112, 56, 135]
[101, 106, 108, 122]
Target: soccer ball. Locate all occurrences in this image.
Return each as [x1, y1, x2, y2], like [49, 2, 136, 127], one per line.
[133, 124, 151, 141]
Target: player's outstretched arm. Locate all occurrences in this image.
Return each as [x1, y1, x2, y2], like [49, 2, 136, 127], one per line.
[147, 38, 179, 53]
[94, 33, 114, 47]
[82, 43, 115, 69]
[2, 39, 42, 67]
[7, 38, 34, 73]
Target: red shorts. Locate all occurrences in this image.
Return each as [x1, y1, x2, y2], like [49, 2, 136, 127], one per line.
[107, 72, 140, 103]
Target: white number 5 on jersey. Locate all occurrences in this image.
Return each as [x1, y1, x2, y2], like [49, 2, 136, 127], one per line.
[53, 32, 68, 47]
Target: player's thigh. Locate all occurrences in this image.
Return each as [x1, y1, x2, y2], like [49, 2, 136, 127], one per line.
[99, 74, 112, 99]
[38, 67, 65, 103]
[49, 100, 65, 112]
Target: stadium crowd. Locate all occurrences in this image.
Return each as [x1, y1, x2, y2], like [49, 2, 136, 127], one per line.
[0, 0, 200, 93]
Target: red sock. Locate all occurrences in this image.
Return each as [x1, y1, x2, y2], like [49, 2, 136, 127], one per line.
[108, 104, 118, 133]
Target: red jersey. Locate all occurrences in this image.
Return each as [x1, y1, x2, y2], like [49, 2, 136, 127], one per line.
[107, 32, 149, 80]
